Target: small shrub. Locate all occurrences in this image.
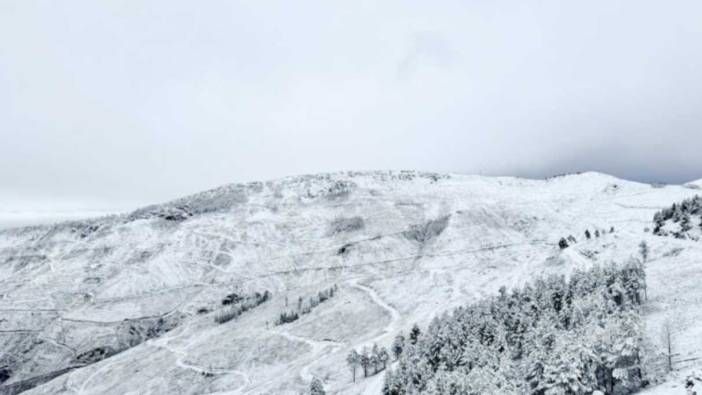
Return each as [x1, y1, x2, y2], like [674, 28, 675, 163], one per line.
[558, 238, 569, 249]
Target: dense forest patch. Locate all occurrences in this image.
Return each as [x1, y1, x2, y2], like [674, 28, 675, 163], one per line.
[653, 196, 702, 239]
[384, 261, 646, 395]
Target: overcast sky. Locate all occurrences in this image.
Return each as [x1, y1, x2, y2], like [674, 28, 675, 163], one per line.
[2, 0, 702, 225]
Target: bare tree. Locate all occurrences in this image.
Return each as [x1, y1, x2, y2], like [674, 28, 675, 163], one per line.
[379, 346, 390, 370]
[360, 347, 370, 377]
[661, 319, 674, 373]
[639, 241, 649, 263]
[346, 349, 360, 382]
[371, 344, 380, 374]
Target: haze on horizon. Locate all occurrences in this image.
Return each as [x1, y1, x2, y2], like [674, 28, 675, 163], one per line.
[2, 0, 702, 228]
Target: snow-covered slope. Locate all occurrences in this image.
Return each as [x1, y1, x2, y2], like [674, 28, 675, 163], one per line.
[0, 171, 700, 394]
[683, 178, 702, 190]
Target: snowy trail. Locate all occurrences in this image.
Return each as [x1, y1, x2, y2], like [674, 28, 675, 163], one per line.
[150, 339, 251, 389]
[78, 354, 119, 395]
[348, 278, 402, 341]
[274, 330, 328, 352]
[269, 327, 344, 386]
[346, 278, 402, 395]
[38, 335, 76, 354]
[363, 372, 386, 395]
[145, 317, 252, 394]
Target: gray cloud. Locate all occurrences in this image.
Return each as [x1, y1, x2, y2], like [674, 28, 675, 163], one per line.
[1, 0, 702, 220]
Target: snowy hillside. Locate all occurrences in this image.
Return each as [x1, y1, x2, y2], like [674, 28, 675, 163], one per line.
[1, 171, 701, 394]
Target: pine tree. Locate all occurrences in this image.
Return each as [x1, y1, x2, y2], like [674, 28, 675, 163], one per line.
[680, 213, 692, 235]
[379, 346, 390, 370]
[383, 369, 400, 395]
[661, 319, 674, 373]
[360, 347, 371, 377]
[346, 349, 360, 382]
[309, 378, 325, 395]
[371, 344, 381, 374]
[585, 230, 591, 239]
[653, 213, 665, 235]
[392, 334, 405, 360]
[558, 238, 569, 249]
[409, 324, 421, 345]
[638, 241, 649, 263]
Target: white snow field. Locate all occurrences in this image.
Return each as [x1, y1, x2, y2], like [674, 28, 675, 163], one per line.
[1, 171, 701, 394]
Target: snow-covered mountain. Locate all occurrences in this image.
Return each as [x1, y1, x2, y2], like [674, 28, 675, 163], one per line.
[1, 171, 701, 394]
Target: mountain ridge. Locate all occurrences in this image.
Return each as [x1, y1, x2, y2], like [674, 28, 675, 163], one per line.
[1, 170, 701, 394]
[0, 170, 650, 236]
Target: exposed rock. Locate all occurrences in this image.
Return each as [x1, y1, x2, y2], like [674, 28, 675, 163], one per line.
[403, 215, 450, 244]
[328, 217, 364, 235]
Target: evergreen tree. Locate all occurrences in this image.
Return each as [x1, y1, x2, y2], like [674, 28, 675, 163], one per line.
[360, 347, 371, 377]
[661, 319, 674, 373]
[346, 349, 360, 383]
[383, 369, 400, 395]
[585, 229, 591, 239]
[379, 347, 390, 370]
[392, 334, 405, 360]
[409, 324, 421, 345]
[680, 213, 692, 235]
[558, 238, 569, 249]
[309, 378, 325, 395]
[638, 241, 649, 263]
[371, 344, 381, 374]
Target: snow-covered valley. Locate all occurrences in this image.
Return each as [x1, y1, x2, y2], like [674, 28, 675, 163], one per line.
[1, 171, 701, 394]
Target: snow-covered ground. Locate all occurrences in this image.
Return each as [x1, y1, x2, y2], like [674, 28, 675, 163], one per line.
[0, 171, 700, 394]
[0, 211, 119, 231]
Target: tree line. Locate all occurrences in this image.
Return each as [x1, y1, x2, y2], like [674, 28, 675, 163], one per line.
[653, 195, 702, 238]
[277, 285, 338, 325]
[559, 227, 615, 249]
[214, 290, 270, 324]
[346, 343, 391, 382]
